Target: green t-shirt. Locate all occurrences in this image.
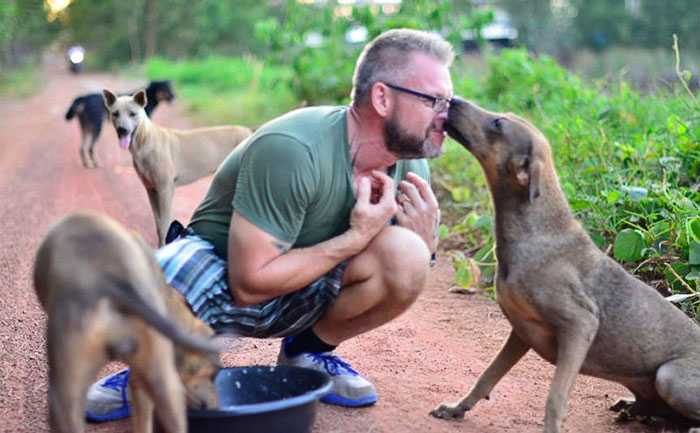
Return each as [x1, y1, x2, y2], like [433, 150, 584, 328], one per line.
[188, 106, 431, 260]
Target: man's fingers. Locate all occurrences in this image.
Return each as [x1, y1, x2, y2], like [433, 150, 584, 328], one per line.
[394, 206, 409, 225]
[399, 180, 423, 205]
[356, 176, 371, 204]
[400, 199, 417, 217]
[371, 170, 397, 208]
[406, 172, 439, 207]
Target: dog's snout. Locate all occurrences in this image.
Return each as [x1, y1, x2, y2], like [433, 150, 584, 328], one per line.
[450, 96, 467, 107]
[116, 127, 128, 137]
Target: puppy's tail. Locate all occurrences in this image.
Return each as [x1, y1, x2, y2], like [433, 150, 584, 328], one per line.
[102, 277, 220, 357]
[65, 97, 82, 121]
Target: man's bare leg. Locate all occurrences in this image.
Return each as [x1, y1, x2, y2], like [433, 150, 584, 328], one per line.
[279, 225, 431, 407]
[314, 225, 431, 343]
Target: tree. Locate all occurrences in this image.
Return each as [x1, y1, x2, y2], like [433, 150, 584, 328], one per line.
[0, 0, 58, 69]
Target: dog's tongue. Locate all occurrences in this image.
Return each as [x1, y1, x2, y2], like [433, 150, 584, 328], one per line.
[118, 134, 130, 150]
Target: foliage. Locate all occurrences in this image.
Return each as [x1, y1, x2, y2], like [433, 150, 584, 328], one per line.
[146, 56, 297, 128]
[0, 0, 59, 69]
[0, 62, 41, 97]
[433, 48, 700, 319]
[254, 0, 482, 105]
[62, 0, 273, 67]
[499, 0, 700, 63]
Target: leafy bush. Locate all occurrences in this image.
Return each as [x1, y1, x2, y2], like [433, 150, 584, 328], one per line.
[254, 0, 488, 105]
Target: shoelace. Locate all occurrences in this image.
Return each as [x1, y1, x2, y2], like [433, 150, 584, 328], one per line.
[309, 353, 359, 377]
[101, 370, 129, 391]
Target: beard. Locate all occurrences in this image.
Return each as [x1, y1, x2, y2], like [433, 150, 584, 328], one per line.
[384, 114, 442, 159]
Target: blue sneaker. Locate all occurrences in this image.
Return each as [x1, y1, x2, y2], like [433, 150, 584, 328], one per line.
[85, 369, 131, 422]
[277, 336, 378, 407]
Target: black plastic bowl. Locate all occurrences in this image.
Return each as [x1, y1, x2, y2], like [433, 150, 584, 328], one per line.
[185, 365, 332, 433]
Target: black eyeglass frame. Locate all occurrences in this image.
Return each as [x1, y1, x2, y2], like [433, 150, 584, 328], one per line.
[383, 82, 451, 113]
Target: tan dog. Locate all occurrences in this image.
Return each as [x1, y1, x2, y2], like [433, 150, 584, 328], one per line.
[430, 97, 700, 433]
[103, 88, 252, 245]
[34, 211, 221, 433]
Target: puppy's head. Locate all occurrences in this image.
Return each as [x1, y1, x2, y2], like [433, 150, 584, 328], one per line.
[147, 80, 176, 104]
[176, 321, 221, 410]
[446, 97, 549, 203]
[102, 89, 147, 150]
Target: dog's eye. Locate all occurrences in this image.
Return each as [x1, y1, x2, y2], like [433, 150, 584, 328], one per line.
[491, 118, 504, 132]
[112, 111, 120, 118]
[129, 111, 137, 117]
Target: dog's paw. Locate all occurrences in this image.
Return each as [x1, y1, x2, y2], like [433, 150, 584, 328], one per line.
[613, 409, 634, 423]
[610, 398, 635, 413]
[430, 403, 466, 420]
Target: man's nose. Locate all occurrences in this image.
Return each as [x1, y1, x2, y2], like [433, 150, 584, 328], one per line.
[435, 108, 449, 121]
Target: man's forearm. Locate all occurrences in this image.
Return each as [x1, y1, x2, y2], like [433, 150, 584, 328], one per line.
[230, 229, 366, 306]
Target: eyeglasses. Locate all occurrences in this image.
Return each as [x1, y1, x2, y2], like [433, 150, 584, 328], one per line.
[384, 82, 451, 113]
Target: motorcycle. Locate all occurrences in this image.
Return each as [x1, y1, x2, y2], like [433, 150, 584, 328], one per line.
[66, 45, 85, 74]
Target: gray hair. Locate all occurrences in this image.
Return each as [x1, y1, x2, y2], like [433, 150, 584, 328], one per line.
[351, 28, 455, 106]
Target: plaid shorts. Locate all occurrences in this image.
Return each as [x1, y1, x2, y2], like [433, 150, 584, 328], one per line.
[156, 230, 346, 338]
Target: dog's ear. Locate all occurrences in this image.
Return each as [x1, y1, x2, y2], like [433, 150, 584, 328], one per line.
[514, 156, 542, 203]
[102, 89, 117, 109]
[527, 159, 542, 203]
[133, 89, 147, 107]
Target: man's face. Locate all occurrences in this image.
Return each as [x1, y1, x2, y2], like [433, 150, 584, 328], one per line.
[383, 53, 453, 159]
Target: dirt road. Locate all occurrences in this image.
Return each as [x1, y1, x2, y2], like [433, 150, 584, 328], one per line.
[0, 59, 667, 433]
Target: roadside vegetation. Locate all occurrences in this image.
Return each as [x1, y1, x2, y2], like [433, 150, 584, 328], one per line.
[0, 64, 42, 97]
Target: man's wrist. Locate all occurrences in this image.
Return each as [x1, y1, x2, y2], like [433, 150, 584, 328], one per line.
[342, 228, 371, 255]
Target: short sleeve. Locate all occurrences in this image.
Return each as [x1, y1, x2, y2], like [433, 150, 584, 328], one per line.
[233, 134, 317, 244]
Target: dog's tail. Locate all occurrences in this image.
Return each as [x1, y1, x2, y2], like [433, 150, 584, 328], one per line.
[102, 276, 220, 357]
[65, 97, 83, 121]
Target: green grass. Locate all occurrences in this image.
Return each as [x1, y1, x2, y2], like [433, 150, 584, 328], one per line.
[0, 63, 42, 98]
[146, 56, 298, 128]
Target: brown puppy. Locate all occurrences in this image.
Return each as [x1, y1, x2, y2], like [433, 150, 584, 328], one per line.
[430, 97, 700, 433]
[34, 211, 220, 433]
[103, 89, 252, 246]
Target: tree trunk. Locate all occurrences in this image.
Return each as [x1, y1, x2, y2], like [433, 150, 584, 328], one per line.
[144, 0, 157, 59]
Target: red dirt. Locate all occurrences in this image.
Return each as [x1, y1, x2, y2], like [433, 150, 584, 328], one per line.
[0, 57, 678, 433]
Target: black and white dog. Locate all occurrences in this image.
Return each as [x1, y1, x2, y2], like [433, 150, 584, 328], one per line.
[65, 80, 175, 168]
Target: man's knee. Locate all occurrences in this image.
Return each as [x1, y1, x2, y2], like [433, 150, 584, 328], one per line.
[370, 226, 430, 303]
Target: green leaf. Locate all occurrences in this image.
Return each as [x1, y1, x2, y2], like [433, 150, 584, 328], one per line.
[438, 224, 449, 240]
[473, 215, 493, 231]
[454, 264, 473, 288]
[464, 211, 479, 227]
[613, 228, 646, 262]
[606, 190, 620, 205]
[666, 293, 697, 303]
[569, 198, 592, 211]
[690, 241, 700, 266]
[687, 218, 700, 243]
[590, 232, 606, 249]
[450, 186, 472, 202]
[685, 269, 700, 281]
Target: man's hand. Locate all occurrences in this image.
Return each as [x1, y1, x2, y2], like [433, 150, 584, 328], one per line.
[348, 170, 398, 250]
[395, 172, 440, 253]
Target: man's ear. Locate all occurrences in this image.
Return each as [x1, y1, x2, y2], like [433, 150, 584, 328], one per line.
[369, 82, 391, 118]
[102, 89, 117, 109]
[133, 89, 147, 107]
